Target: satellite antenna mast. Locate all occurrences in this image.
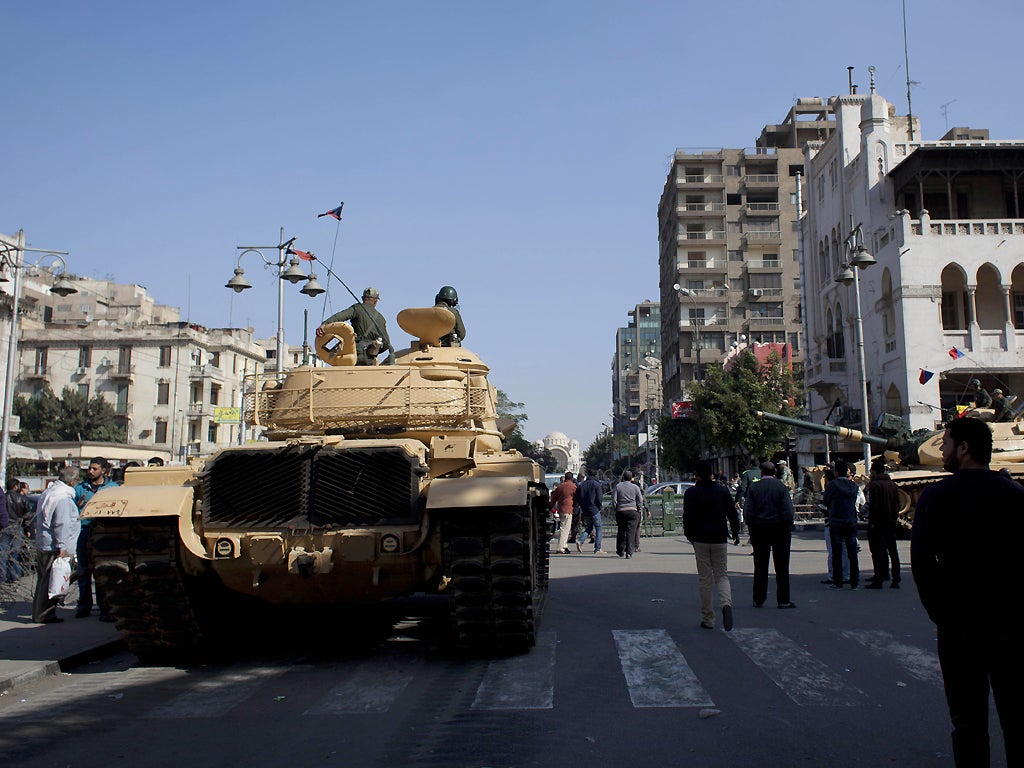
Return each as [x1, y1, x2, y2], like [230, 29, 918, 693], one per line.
[903, 0, 915, 140]
[940, 99, 957, 133]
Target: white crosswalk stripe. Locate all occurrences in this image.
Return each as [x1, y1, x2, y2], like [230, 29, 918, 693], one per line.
[471, 631, 557, 710]
[612, 629, 714, 708]
[729, 627, 863, 706]
[143, 665, 287, 719]
[306, 658, 422, 714]
[838, 629, 943, 688]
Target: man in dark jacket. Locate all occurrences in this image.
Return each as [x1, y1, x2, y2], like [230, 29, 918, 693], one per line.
[574, 470, 605, 554]
[822, 459, 861, 589]
[865, 459, 901, 588]
[743, 461, 796, 609]
[684, 460, 740, 630]
[912, 417, 1023, 767]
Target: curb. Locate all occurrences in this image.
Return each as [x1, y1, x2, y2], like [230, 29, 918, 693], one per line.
[0, 638, 126, 694]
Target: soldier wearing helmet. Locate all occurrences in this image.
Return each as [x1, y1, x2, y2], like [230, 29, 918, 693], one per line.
[316, 287, 393, 365]
[433, 285, 466, 347]
[991, 388, 1014, 422]
[968, 378, 992, 409]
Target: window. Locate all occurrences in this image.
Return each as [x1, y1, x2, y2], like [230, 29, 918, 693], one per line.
[77, 384, 89, 398]
[34, 347, 48, 374]
[159, 346, 172, 367]
[210, 385, 221, 406]
[1014, 293, 1024, 328]
[726, 193, 742, 205]
[207, 422, 219, 443]
[728, 250, 744, 261]
[78, 346, 92, 368]
[155, 419, 168, 444]
[157, 382, 170, 405]
[209, 351, 220, 368]
[726, 165, 741, 177]
[116, 384, 129, 414]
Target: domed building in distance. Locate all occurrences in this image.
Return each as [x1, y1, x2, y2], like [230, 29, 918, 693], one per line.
[536, 431, 581, 474]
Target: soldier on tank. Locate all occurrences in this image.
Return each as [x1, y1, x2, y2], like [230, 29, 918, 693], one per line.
[433, 286, 466, 347]
[316, 287, 393, 365]
[967, 378, 992, 409]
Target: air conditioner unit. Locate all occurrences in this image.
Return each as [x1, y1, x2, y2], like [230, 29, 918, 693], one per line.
[100, 357, 112, 367]
[750, 288, 764, 296]
[76, 367, 88, 376]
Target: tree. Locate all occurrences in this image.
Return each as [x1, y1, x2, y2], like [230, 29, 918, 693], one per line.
[582, 432, 637, 478]
[690, 349, 797, 462]
[655, 415, 701, 475]
[13, 386, 126, 443]
[491, 389, 557, 470]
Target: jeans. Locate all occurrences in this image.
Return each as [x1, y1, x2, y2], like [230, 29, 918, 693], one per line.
[829, 522, 860, 588]
[578, 513, 602, 551]
[692, 541, 732, 626]
[825, 523, 849, 581]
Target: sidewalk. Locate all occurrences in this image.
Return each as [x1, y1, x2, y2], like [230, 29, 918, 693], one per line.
[0, 600, 123, 693]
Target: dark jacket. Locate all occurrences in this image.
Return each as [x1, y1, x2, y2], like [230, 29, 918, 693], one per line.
[575, 476, 603, 515]
[743, 476, 795, 526]
[822, 477, 859, 525]
[912, 469, 1024, 627]
[735, 467, 761, 505]
[683, 480, 740, 543]
[866, 474, 900, 532]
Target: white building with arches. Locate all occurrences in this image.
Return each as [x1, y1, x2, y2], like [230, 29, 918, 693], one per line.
[536, 431, 581, 474]
[803, 84, 1024, 435]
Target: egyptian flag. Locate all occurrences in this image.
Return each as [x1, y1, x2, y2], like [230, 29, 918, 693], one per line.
[948, 347, 965, 359]
[318, 203, 344, 220]
[287, 248, 314, 262]
[919, 369, 934, 384]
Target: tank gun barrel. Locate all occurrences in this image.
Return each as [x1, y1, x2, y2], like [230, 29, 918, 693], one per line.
[756, 411, 892, 448]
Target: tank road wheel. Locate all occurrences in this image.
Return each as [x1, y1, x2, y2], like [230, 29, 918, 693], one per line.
[442, 504, 545, 655]
[90, 517, 202, 663]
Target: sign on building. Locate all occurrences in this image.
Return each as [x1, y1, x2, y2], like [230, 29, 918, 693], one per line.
[213, 407, 241, 424]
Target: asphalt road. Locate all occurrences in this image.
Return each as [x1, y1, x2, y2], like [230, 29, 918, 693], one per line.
[0, 531, 1004, 768]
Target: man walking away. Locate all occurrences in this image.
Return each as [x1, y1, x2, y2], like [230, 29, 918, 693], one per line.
[865, 459, 901, 589]
[612, 471, 643, 559]
[550, 472, 577, 554]
[33, 466, 82, 624]
[822, 459, 860, 590]
[912, 417, 1023, 767]
[683, 460, 740, 630]
[575, 470, 605, 553]
[742, 461, 796, 608]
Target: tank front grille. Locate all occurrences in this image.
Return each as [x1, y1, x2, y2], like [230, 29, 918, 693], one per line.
[311, 447, 418, 526]
[201, 448, 310, 528]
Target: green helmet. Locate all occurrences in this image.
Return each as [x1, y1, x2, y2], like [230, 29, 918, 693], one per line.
[435, 285, 458, 307]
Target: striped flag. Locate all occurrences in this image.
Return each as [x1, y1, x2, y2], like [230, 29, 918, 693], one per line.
[287, 248, 314, 261]
[318, 203, 344, 220]
[947, 347, 965, 360]
[919, 369, 934, 384]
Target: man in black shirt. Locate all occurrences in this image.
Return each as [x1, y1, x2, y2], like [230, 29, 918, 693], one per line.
[912, 417, 1023, 767]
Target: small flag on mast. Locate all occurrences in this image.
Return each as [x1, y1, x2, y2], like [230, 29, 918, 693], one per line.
[948, 347, 965, 360]
[919, 369, 934, 384]
[318, 203, 344, 220]
[287, 248, 314, 261]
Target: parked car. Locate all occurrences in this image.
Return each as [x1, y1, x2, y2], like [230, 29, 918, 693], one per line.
[645, 481, 694, 498]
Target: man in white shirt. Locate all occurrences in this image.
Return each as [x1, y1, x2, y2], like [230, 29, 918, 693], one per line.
[32, 466, 82, 624]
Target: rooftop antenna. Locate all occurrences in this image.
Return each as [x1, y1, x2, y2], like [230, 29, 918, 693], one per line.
[847, 66, 856, 95]
[868, 66, 876, 95]
[940, 99, 957, 132]
[903, 0, 916, 140]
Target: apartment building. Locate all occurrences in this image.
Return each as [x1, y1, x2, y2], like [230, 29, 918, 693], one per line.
[802, 85, 1024, 436]
[611, 301, 661, 436]
[657, 99, 834, 406]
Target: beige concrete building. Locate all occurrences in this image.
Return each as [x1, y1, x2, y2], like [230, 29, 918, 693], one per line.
[657, 100, 835, 406]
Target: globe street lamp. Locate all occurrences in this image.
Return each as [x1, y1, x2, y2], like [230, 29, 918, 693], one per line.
[673, 283, 702, 383]
[834, 219, 877, 470]
[1, 232, 76, 487]
[225, 228, 323, 372]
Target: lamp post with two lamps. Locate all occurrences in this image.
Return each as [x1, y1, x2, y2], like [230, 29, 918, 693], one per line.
[225, 227, 325, 372]
[673, 284, 702, 384]
[0, 231, 77, 487]
[834, 219, 876, 470]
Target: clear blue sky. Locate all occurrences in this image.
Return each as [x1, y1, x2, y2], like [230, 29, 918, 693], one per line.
[4, 1, 1022, 446]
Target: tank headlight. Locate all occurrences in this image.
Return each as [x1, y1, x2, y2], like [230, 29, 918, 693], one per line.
[380, 533, 400, 554]
[214, 538, 235, 558]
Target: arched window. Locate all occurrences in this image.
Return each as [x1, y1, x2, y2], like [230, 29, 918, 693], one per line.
[975, 263, 1003, 329]
[881, 268, 895, 338]
[940, 264, 969, 330]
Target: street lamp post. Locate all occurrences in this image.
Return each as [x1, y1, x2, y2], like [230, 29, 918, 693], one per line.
[673, 284, 702, 384]
[0, 231, 76, 487]
[226, 227, 324, 373]
[835, 219, 877, 471]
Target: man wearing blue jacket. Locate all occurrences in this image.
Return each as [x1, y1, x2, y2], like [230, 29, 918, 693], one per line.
[822, 459, 861, 590]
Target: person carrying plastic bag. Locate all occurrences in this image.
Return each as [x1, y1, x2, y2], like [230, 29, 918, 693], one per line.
[32, 466, 82, 624]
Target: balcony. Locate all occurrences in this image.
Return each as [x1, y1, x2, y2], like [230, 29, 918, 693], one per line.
[677, 230, 726, 243]
[677, 174, 725, 186]
[109, 364, 135, 380]
[684, 287, 730, 298]
[188, 401, 211, 417]
[745, 257, 782, 270]
[677, 258, 727, 273]
[743, 174, 779, 186]
[22, 366, 49, 381]
[743, 231, 783, 244]
[679, 317, 726, 330]
[747, 316, 786, 329]
[744, 202, 780, 213]
[114, 403, 133, 418]
[748, 288, 784, 298]
[190, 364, 226, 381]
[677, 202, 727, 215]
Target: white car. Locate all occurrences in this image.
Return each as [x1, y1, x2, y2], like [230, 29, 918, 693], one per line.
[645, 481, 694, 498]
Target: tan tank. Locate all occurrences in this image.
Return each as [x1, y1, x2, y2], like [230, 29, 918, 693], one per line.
[758, 409, 1024, 527]
[82, 307, 551, 661]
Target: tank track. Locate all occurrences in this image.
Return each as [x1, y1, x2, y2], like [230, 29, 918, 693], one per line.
[90, 517, 202, 663]
[442, 503, 547, 655]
